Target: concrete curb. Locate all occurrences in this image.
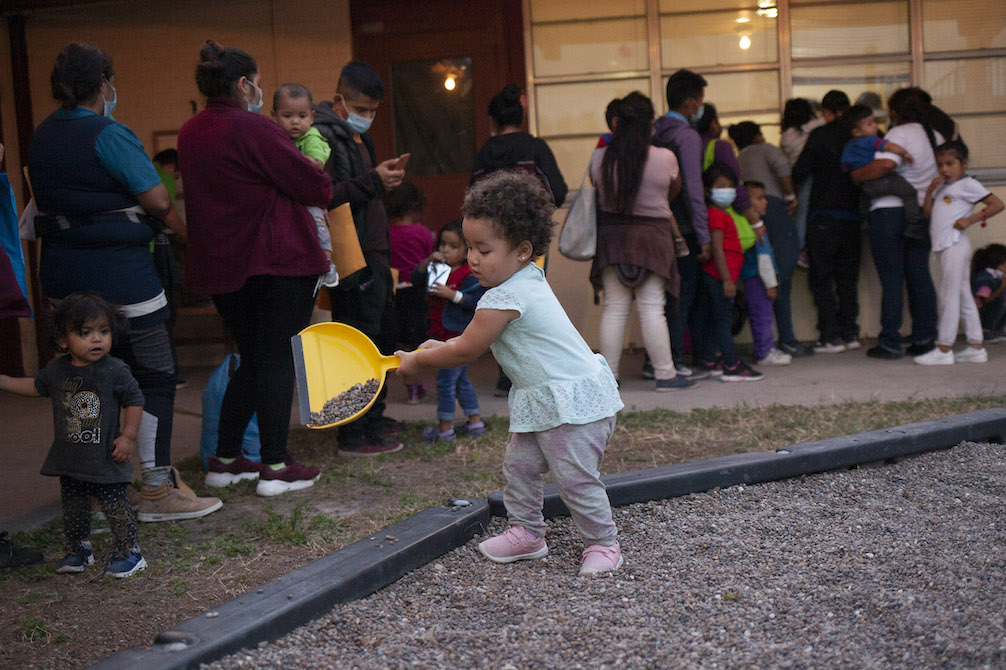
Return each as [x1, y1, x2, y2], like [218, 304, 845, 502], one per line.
[89, 500, 489, 670]
[487, 408, 1006, 518]
[90, 408, 1005, 669]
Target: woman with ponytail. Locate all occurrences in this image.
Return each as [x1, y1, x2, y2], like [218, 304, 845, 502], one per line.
[588, 92, 694, 392]
[179, 41, 333, 496]
[28, 43, 223, 523]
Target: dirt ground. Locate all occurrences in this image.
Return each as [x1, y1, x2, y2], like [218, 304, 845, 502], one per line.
[1, 396, 1002, 669]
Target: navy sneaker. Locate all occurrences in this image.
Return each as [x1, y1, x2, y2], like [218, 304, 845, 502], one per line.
[57, 544, 94, 574]
[105, 550, 147, 579]
[655, 376, 697, 391]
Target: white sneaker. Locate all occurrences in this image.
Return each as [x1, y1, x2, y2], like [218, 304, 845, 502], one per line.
[813, 340, 846, 354]
[757, 347, 792, 366]
[914, 347, 954, 366]
[954, 347, 988, 363]
[843, 339, 862, 350]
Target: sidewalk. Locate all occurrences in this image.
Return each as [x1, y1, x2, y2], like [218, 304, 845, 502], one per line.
[3, 344, 1003, 532]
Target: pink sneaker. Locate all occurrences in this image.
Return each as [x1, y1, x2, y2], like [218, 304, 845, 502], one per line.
[579, 542, 623, 575]
[206, 455, 262, 488]
[478, 526, 548, 563]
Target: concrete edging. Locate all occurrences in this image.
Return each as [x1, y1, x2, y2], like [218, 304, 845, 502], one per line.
[90, 408, 1005, 669]
[487, 408, 1006, 519]
[89, 500, 489, 670]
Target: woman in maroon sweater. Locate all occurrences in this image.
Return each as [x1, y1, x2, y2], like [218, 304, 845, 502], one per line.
[179, 41, 332, 496]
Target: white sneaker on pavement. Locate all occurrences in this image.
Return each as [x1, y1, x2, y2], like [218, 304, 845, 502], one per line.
[914, 348, 954, 366]
[954, 347, 988, 363]
[756, 347, 792, 366]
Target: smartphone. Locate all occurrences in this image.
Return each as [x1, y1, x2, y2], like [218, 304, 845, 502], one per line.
[394, 153, 411, 171]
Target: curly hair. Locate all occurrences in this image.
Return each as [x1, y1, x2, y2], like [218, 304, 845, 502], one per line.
[461, 171, 555, 257]
[50, 292, 126, 354]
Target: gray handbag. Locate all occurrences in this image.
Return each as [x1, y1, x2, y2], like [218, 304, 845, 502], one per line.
[558, 161, 596, 261]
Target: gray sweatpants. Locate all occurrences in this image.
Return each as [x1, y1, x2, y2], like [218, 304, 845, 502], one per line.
[502, 416, 618, 546]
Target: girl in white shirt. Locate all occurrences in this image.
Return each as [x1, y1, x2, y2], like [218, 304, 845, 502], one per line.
[396, 171, 625, 576]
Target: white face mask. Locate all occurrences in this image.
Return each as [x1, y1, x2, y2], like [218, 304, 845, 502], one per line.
[101, 81, 117, 118]
[710, 187, 736, 208]
[338, 97, 374, 134]
[244, 79, 263, 114]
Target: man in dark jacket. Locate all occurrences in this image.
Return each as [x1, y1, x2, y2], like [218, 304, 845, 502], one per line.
[792, 90, 862, 354]
[313, 61, 405, 456]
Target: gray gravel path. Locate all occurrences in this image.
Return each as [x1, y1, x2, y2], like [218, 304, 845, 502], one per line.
[206, 442, 1006, 669]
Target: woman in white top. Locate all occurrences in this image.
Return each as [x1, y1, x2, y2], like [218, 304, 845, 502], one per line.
[851, 89, 943, 358]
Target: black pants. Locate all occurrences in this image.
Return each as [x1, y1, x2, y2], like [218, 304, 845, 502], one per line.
[666, 233, 705, 365]
[328, 259, 396, 444]
[61, 477, 138, 556]
[806, 214, 861, 343]
[212, 275, 317, 464]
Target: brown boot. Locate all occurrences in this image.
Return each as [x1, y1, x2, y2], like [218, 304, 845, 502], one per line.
[137, 482, 223, 523]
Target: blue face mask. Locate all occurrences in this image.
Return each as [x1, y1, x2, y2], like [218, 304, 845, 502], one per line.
[102, 82, 117, 118]
[245, 80, 263, 114]
[339, 97, 374, 134]
[710, 187, 736, 208]
[690, 103, 705, 125]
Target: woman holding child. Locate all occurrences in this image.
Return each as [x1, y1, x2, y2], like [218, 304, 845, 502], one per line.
[852, 89, 942, 360]
[179, 41, 333, 495]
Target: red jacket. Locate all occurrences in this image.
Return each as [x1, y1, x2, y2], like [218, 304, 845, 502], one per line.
[179, 98, 333, 294]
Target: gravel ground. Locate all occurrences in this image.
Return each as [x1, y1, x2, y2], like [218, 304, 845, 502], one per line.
[206, 441, 1006, 669]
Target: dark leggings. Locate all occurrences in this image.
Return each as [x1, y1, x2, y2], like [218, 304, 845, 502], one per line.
[61, 477, 138, 556]
[212, 275, 317, 465]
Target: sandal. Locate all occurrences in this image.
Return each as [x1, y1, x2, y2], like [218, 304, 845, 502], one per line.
[422, 426, 456, 443]
[454, 421, 487, 438]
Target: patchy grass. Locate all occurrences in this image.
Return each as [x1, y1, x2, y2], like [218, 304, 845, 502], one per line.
[1, 395, 1004, 669]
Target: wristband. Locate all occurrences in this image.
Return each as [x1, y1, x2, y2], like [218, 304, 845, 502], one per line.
[750, 220, 765, 230]
[452, 290, 464, 304]
[981, 210, 988, 228]
[784, 194, 796, 202]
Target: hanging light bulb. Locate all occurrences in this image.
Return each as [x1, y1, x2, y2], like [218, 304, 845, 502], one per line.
[739, 34, 752, 50]
[444, 75, 456, 91]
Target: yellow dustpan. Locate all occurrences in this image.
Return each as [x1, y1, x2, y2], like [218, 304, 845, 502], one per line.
[291, 322, 401, 429]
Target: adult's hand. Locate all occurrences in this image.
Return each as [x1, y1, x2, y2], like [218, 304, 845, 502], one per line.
[375, 158, 405, 190]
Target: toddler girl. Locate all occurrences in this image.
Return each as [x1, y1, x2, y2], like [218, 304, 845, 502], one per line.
[410, 219, 485, 442]
[0, 293, 147, 578]
[693, 162, 764, 382]
[396, 171, 624, 575]
[915, 141, 1004, 365]
[972, 243, 1006, 342]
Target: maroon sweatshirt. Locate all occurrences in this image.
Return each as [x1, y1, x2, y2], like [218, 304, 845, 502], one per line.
[179, 97, 333, 295]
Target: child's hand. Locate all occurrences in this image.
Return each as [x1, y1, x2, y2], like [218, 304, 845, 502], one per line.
[429, 283, 457, 300]
[418, 339, 445, 350]
[927, 176, 944, 194]
[394, 349, 420, 376]
[722, 279, 736, 299]
[954, 218, 971, 230]
[766, 286, 778, 301]
[111, 435, 134, 463]
[902, 151, 914, 165]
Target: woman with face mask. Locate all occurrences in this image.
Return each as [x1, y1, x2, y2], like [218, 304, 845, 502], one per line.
[27, 43, 224, 523]
[179, 41, 333, 496]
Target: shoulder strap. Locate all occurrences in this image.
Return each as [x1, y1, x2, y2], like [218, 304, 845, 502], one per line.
[702, 140, 716, 171]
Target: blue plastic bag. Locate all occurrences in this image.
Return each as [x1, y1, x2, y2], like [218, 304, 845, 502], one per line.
[200, 354, 261, 470]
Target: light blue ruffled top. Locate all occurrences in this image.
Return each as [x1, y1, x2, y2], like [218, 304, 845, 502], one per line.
[477, 263, 623, 432]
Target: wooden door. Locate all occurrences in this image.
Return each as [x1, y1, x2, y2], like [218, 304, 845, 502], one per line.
[351, 0, 525, 229]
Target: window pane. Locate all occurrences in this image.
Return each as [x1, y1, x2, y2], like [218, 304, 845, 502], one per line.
[533, 18, 649, 77]
[532, 0, 645, 23]
[390, 58, 474, 176]
[660, 0, 769, 10]
[720, 112, 783, 147]
[660, 9, 778, 68]
[791, 62, 910, 111]
[535, 79, 651, 136]
[922, 0, 1006, 51]
[791, 2, 909, 59]
[546, 137, 602, 194]
[954, 115, 1006, 168]
[924, 57, 1006, 115]
[701, 70, 780, 114]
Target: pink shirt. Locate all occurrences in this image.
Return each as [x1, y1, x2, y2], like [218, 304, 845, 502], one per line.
[389, 223, 435, 280]
[590, 146, 678, 219]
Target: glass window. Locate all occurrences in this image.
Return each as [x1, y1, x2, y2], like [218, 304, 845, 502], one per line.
[791, 2, 909, 59]
[533, 18, 649, 77]
[701, 70, 780, 114]
[791, 61, 910, 111]
[660, 9, 778, 68]
[547, 137, 603, 193]
[532, 0, 645, 23]
[390, 58, 474, 176]
[922, 0, 1006, 52]
[954, 115, 1006, 168]
[659, 0, 771, 10]
[535, 79, 651, 136]
[719, 112, 783, 147]
[924, 57, 1006, 115]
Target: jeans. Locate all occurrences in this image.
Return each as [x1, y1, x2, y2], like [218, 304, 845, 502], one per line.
[694, 272, 738, 367]
[212, 275, 317, 464]
[666, 233, 704, 364]
[867, 207, 938, 352]
[765, 195, 798, 345]
[436, 364, 480, 422]
[599, 267, 674, 381]
[806, 213, 861, 343]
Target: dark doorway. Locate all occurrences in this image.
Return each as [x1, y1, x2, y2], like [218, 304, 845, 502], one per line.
[351, 0, 526, 229]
